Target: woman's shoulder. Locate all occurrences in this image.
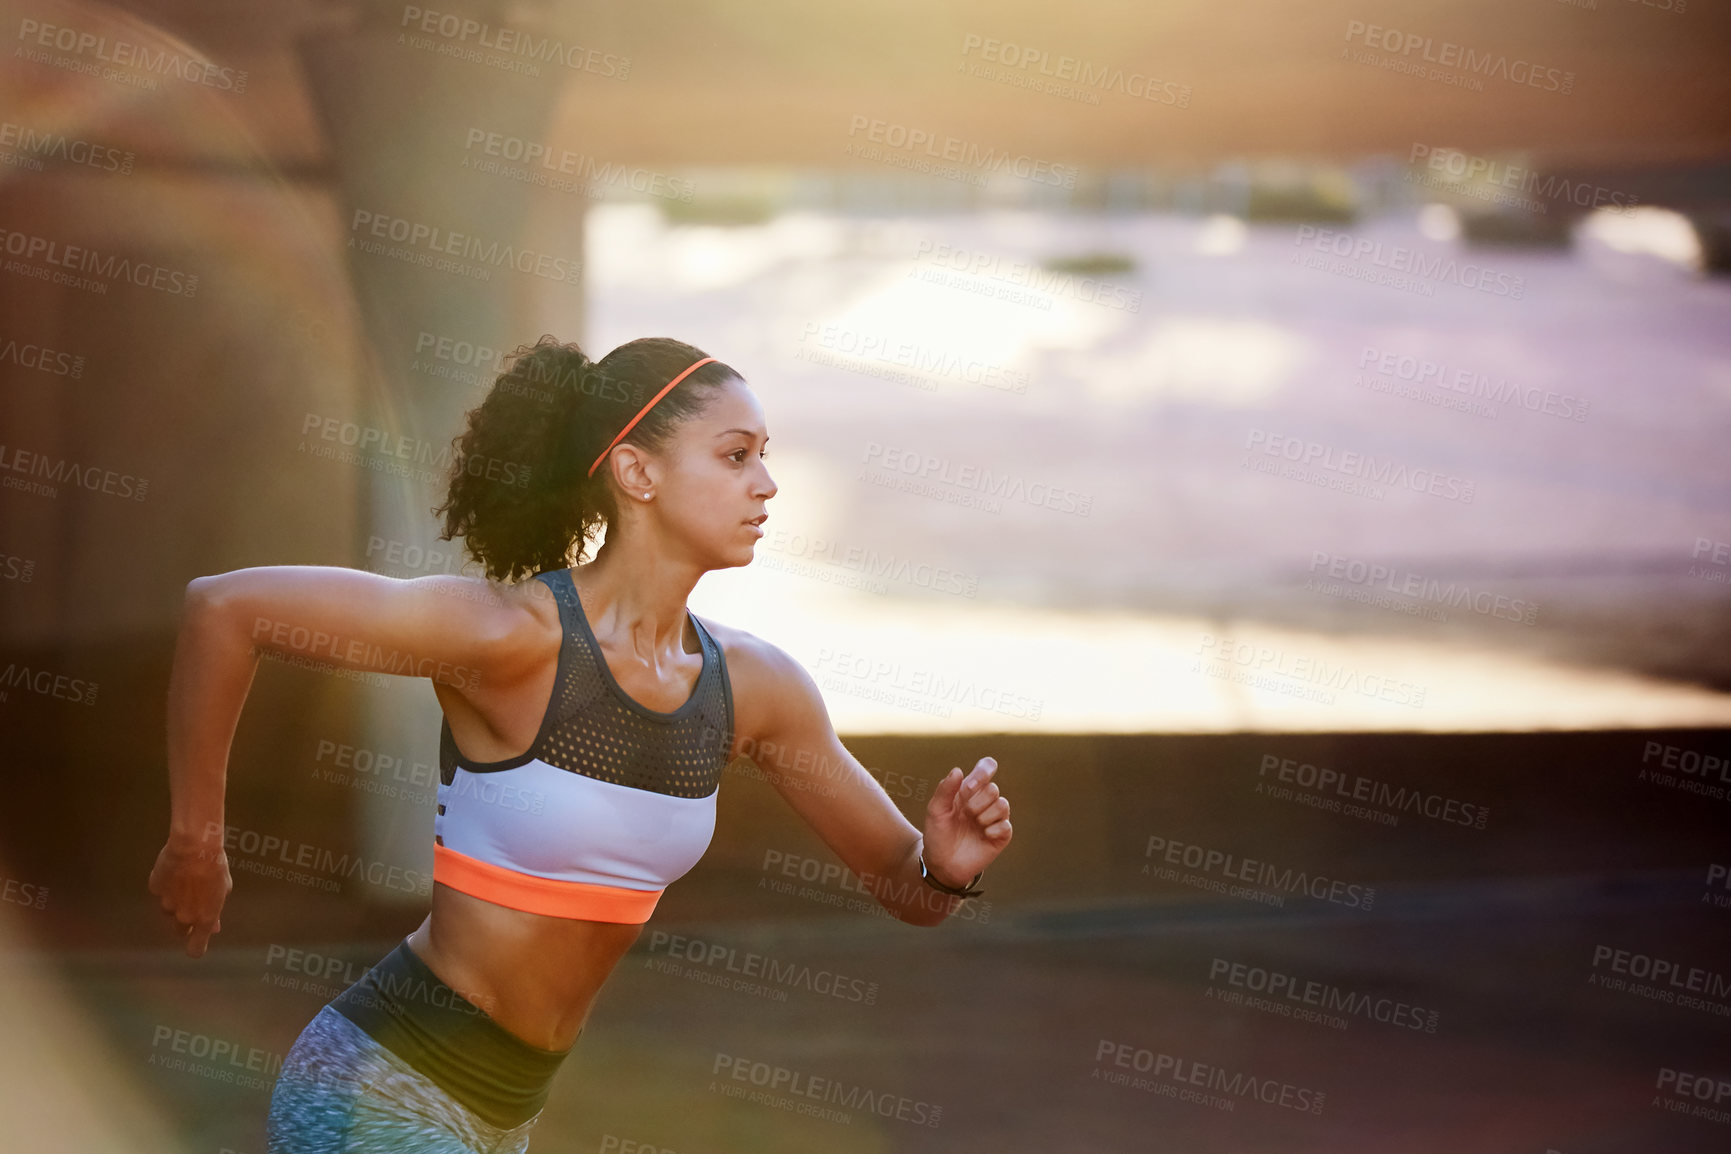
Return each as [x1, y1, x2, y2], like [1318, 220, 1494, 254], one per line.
[415, 571, 562, 675]
[690, 614, 814, 692]
[690, 615, 829, 748]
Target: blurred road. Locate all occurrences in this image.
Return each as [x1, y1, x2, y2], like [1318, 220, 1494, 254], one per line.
[564, 202, 1731, 731]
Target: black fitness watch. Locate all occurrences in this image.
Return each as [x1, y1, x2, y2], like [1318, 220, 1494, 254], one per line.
[918, 850, 986, 898]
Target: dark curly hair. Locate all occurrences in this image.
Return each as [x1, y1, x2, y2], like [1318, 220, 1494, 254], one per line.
[431, 335, 742, 584]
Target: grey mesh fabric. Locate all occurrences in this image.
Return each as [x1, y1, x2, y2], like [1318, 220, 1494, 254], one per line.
[437, 567, 733, 801]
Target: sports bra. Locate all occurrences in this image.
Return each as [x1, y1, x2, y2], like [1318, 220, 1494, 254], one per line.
[431, 567, 734, 923]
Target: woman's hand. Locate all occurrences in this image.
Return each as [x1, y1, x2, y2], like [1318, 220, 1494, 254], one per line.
[147, 834, 232, 958]
[921, 757, 1012, 888]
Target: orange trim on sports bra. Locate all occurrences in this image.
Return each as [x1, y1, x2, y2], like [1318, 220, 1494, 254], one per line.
[433, 843, 665, 923]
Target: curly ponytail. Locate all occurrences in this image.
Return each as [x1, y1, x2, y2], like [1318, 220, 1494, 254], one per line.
[432, 334, 740, 584]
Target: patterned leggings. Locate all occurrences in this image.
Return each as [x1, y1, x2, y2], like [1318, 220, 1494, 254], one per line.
[265, 1005, 545, 1154]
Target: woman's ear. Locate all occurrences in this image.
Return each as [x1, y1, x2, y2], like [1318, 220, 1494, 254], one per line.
[609, 443, 657, 499]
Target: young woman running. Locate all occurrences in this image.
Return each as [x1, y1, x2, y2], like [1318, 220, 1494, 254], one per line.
[147, 336, 1013, 1153]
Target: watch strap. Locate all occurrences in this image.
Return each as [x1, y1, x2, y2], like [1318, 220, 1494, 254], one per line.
[919, 850, 985, 898]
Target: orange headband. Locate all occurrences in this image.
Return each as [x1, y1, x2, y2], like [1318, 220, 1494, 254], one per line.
[586, 356, 717, 479]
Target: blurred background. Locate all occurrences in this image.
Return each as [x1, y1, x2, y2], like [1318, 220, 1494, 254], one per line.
[2, 0, 1730, 1150]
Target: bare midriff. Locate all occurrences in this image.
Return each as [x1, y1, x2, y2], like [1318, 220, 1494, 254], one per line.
[405, 882, 644, 1052]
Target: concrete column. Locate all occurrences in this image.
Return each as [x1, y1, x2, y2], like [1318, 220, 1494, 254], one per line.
[296, 1, 582, 902]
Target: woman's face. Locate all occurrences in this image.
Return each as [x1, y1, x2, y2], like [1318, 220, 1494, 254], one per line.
[637, 375, 776, 569]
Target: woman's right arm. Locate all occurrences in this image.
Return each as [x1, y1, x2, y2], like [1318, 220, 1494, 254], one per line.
[148, 565, 540, 957]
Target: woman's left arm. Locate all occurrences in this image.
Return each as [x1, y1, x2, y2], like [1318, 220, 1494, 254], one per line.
[727, 635, 1012, 926]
